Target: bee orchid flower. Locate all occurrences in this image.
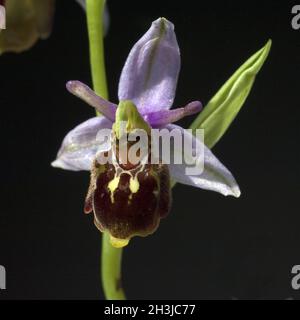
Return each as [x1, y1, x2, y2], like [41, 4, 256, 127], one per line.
[52, 18, 240, 248]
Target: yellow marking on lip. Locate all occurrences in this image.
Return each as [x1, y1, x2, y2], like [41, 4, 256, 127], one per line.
[129, 177, 140, 194]
[110, 235, 129, 248]
[107, 176, 120, 203]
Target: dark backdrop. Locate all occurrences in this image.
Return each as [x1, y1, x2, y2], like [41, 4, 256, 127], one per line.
[0, 0, 299, 300]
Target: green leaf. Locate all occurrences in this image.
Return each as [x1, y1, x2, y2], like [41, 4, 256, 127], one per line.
[190, 39, 272, 149]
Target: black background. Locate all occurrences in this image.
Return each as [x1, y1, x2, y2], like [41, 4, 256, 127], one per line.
[0, 0, 299, 300]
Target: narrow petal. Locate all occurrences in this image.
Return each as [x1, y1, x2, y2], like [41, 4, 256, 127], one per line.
[166, 124, 241, 197]
[118, 17, 180, 114]
[66, 81, 117, 121]
[52, 117, 113, 171]
[144, 101, 202, 127]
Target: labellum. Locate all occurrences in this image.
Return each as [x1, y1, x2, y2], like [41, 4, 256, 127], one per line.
[84, 102, 172, 248]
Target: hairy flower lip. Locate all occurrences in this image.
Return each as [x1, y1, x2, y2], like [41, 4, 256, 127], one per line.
[88, 158, 171, 247]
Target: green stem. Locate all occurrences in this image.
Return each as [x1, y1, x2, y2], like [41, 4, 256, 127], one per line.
[102, 232, 126, 299]
[86, 0, 108, 98]
[86, 0, 126, 300]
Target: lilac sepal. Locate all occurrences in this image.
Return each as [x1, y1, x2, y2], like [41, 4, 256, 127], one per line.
[118, 18, 180, 114]
[51, 117, 113, 171]
[166, 124, 241, 197]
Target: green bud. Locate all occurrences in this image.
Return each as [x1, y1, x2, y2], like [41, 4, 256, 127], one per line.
[190, 39, 272, 149]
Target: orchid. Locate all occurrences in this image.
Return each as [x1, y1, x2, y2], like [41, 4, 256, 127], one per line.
[0, 0, 55, 54]
[52, 18, 240, 248]
[0, 0, 108, 54]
